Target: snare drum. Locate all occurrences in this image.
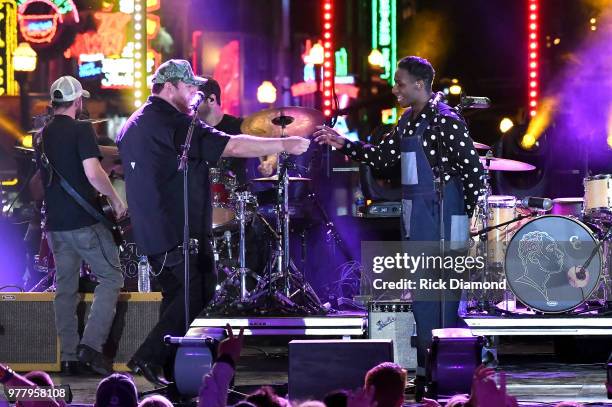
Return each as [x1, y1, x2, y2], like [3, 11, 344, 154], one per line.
[551, 197, 583, 217]
[210, 168, 237, 229]
[584, 174, 612, 220]
[505, 215, 603, 313]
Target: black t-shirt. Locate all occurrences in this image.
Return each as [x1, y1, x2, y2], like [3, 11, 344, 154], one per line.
[39, 115, 102, 231]
[117, 96, 230, 255]
[214, 114, 247, 185]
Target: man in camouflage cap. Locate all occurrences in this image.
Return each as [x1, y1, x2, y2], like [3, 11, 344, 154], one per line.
[117, 59, 309, 386]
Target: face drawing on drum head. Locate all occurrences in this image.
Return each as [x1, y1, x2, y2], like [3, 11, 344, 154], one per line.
[516, 231, 565, 305]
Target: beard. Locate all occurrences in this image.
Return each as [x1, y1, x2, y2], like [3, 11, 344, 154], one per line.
[172, 93, 191, 114]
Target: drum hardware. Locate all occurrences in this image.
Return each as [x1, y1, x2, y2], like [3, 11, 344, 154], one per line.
[471, 152, 538, 313]
[207, 107, 325, 315]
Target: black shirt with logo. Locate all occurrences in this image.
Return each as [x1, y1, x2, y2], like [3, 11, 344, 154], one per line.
[117, 96, 230, 255]
[40, 115, 102, 231]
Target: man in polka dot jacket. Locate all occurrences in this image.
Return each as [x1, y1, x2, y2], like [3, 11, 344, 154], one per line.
[315, 55, 484, 398]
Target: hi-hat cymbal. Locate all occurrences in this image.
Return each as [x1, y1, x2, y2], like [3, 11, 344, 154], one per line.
[473, 141, 490, 150]
[479, 156, 535, 171]
[241, 106, 324, 138]
[252, 175, 311, 182]
[14, 146, 34, 153]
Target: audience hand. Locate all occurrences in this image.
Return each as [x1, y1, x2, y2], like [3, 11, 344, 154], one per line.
[313, 125, 346, 149]
[282, 137, 310, 155]
[218, 324, 244, 365]
[471, 367, 518, 407]
[421, 398, 442, 407]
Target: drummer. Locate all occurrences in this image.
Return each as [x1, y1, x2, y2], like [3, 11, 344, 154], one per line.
[196, 78, 277, 185]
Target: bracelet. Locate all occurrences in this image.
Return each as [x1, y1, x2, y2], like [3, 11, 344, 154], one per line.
[0, 366, 15, 384]
[215, 354, 236, 370]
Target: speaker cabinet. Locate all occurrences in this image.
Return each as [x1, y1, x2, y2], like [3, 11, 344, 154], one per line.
[288, 339, 393, 400]
[0, 292, 161, 371]
[368, 301, 417, 371]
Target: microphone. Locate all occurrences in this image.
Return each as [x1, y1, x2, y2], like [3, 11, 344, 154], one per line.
[224, 230, 232, 260]
[190, 91, 207, 111]
[432, 91, 445, 106]
[461, 95, 491, 109]
[519, 197, 553, 211]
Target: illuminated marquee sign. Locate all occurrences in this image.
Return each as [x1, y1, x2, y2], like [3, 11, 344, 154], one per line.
[17, 0, 79, 44]
[371, 0, 396, 84]
[0, 0, 18, 96]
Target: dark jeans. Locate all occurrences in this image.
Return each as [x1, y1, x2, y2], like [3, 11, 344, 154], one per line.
[133, 240, 217, 365]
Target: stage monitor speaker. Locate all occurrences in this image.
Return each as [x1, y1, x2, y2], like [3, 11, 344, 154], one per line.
[368, 301, 417, 371]
[288, 339, 393, 400]
[0, 292, 161, 371]
[427, 328, 484, 399]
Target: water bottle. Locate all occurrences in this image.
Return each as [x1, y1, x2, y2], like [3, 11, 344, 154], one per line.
[137, 256, 151, 293]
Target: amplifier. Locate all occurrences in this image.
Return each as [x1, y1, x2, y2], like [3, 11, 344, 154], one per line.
[368, 301, 417, 371]
[0, 292, 161, 371]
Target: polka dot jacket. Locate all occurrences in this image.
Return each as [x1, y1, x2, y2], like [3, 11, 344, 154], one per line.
[341, 96, 484, 216]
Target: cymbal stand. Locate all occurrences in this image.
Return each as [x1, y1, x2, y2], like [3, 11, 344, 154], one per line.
[476, 151, 493, 313]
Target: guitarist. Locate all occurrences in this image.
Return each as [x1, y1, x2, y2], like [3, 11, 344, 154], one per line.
[37, 76, 127, 377]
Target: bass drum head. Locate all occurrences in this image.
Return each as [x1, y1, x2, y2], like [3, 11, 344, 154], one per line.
[504, 215, 602, 313]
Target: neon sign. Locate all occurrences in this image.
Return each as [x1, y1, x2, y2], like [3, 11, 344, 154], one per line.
[17, 0, 76, 16]
[17, 0, 79, 44]
[335, 47, 348, 77]
[371, 0, 396, 84]
[0, 0, 18, 96]
[64, 12, 132, 58]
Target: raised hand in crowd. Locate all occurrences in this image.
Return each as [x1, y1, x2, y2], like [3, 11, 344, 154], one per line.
[471, 366, 518, 407]
[218, 323, 244, 365]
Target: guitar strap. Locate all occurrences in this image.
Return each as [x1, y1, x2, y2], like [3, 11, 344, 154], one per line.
[39, 121, 115, 232]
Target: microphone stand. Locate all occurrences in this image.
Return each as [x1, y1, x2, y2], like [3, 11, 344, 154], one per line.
[177, 106, 202, 333]
[431, 92, 448, 329]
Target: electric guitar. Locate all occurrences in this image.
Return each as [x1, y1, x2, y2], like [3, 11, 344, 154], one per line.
[98, 195, 127, 251]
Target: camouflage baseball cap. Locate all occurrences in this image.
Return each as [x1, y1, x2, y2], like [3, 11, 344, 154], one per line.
[152, 59, 207, 86]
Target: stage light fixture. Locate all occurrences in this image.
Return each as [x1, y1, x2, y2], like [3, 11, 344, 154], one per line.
[449, 84, 462, 95]
[499, 118, 514, 134]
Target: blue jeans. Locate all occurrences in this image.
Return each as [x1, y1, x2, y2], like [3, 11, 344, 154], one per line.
[48, 222, 123, 361]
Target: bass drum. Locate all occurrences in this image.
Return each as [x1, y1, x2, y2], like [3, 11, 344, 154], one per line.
[504, 215, 603, 313]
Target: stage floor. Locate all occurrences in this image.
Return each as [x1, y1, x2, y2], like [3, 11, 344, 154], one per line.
[39, 339, 611, 406]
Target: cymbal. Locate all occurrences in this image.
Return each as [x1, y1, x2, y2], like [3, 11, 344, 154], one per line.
[479, 156, 535, 171]
[241, 106, 324, 138]
[473, 141, 490, 150]
[14, 146, 34, 153]
[252, 175, 311, 182]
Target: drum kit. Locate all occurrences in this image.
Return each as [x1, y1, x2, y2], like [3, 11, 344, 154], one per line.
[470, 151, 611, 315]
[206, 106, 326, 315]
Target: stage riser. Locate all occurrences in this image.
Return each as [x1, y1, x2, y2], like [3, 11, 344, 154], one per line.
[0, 292, 161, 371]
